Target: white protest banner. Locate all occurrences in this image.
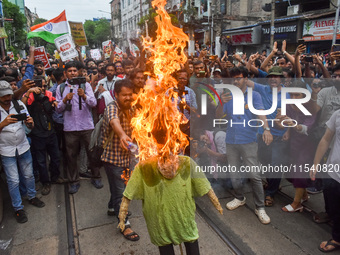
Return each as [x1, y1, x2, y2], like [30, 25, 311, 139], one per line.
[54, 34, 78, 62]
[102, 40, 112, 59]
[90, 49, 101, 60]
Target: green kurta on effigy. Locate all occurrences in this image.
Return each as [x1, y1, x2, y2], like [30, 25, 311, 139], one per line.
[123, 156, 211, 246]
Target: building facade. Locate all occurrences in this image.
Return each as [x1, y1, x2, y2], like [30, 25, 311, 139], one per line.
[219, 0, 337, 56]
[120, 0, 149, 49]
[8, 0, 25, 15]
[110, 0, 122, 45]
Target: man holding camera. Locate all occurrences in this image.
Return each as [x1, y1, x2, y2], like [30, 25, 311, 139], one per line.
[56, 61, 101, 194]
[0, 81, 45, 223]
[21, 76, 63, 196]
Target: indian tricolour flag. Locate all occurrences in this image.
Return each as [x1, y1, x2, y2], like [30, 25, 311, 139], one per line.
[27, 10, 69, 43]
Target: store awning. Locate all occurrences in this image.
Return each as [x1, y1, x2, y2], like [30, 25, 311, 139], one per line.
[259, 14, 304, 24]
[222, 24, 258, 34]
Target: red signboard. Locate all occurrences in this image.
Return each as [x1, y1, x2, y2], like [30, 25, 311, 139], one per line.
[34, 46, 51, 69]
[232, 33, 252, 44]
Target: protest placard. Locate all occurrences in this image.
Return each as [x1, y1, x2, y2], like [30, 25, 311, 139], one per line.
[34, 46, 51, 69]
[90, 49, 101, 60]
[113, 46, 123, 61]
[102, 40, 112, 59]
[7, 52, 14, 59]
[81, 46, 86, 60]
[54, 34, 78, 62]
[129, 42, 139, 57]
[69, 21, 88, 46]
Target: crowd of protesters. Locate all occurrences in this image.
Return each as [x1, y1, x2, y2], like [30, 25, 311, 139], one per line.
[1, 38, 340, 253]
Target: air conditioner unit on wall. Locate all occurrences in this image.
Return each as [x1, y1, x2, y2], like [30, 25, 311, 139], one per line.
[287, 5, 299, 16]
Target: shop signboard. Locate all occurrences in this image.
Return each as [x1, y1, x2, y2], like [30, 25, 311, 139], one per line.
[262, 21, 297, 43]
[224, 26, 261, 45]
[303, 17, 340, 41]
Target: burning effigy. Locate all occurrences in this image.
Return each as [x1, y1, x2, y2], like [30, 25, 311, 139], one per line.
[118, 0, 223, 252]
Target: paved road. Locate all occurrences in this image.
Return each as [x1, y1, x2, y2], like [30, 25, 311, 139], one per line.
[0, 169, 333, 255]
[0, 169, 233, 255]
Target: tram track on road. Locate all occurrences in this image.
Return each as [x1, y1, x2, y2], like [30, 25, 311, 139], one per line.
[62, 155, 81, 255]
[196, 203, 244, 255]
[64, 185, 80, 255]
[195, 186, 333, 255]
[62, 171, 330, 255]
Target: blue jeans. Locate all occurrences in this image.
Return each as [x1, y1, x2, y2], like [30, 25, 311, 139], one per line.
[1, 150, 36, 211]
[104, 163, 129, 223]
[257, 134, 289, 198]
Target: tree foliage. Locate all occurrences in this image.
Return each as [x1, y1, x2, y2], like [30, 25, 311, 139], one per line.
[138, 8, 179, 40]
[3, 0, 27, 52]
[84, 19, 111, 48]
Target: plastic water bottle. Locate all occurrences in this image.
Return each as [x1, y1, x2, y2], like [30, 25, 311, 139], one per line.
[127, 142, 138, 154]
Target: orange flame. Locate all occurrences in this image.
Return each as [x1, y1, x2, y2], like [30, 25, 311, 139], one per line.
[131, 0, 189, 165]
[121, 168, 131, 186]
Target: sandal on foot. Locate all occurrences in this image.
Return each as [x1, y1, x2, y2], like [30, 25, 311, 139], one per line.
[313, 212, 331, 224]
[301, 196, 310, 203]
[265, 196, 274, 207]
[281, 204, 303, 212]
[319, 239, 340, 253]
[121, 225, 140, 241]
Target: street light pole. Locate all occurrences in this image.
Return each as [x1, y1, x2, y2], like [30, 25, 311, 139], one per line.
[211, 7, 214, 55]
[0, 0, 5, 59]
[270, 0, 275, 48]
[333, 0, 340, 45]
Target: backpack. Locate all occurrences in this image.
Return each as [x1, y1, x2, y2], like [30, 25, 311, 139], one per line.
[88, 102, 115, 166]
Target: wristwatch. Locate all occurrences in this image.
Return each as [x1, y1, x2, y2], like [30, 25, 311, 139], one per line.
[264, 127, 270, 131]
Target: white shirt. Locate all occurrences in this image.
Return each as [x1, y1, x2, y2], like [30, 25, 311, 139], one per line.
[326, 110, 340, 183]
[98, 77, 116, 92]
[0, 101, 30, 157]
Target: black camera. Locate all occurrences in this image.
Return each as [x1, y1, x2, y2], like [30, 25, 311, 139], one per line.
[34, 79, 43, 87]
[228, 55, 234, 62]
[198, 140, 207, 148]
[12, 113, 27, 121]
[305, 55, 313, 62]
[68, 77, 86, 85]
[34, 92, 45, 102]
[65, 103, 72, 111]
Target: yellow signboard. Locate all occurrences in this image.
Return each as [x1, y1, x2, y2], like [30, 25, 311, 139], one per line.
[0, 27, 8, 39]
[68, 21, 88, 46]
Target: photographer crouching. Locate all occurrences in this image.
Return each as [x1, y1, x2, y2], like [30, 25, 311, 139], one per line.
[21, 76, 65, 196]
[55, 61, 101, 194]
